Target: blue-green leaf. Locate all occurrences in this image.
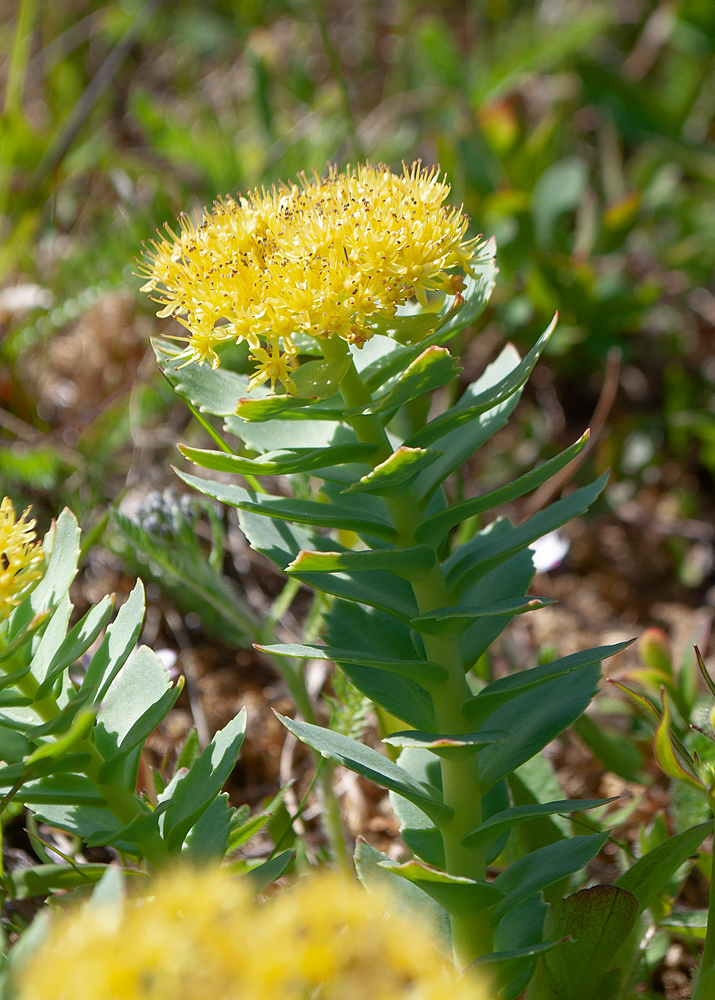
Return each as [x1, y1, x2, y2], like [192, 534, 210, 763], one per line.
[378, 858, 504, 917]
[492, 833, 608, 919]
[340, 446, 441, 495]
[408, 317, 556, 450]
[346, 346, 461, 416]
[462, 798, 615, 852]
[446, 474, 609, 599]
[277, 715, 453, 826]
[411, 597, 554, 640]
[177, 470, 397, 543]
[286, 544, 436, 582]
[257, 642, 448, 691]
[354, 837, 450, 946]
[414, 431, 590, 546]
[161, 709, 247, 852]
[462, 641, 633, 731]
[410, 344, 524, 501]
[178, 442, 376, 477]
[153, 338, 250, 415]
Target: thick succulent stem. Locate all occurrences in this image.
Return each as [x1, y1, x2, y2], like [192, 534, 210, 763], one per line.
[322, 337, 493, 965]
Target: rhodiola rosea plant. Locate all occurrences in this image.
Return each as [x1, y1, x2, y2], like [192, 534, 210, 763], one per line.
[142, 163, 715, 998]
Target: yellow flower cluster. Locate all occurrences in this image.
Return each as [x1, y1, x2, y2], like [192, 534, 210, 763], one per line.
[0, 498, 44, 621]
[15, 869, 488, 1000]
[139, 163, 478, 393]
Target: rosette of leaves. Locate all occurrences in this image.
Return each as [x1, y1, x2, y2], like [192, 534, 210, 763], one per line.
[0, 510, 292, 902]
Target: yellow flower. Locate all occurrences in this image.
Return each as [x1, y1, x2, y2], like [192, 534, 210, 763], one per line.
[139, 163, 478, 394]
[14, 868, 489, 1000]
[0, 498, 44, 621]
[247, 339, 298, 395]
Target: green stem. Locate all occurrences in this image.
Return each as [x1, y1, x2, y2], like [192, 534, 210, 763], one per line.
[695, 810, 715, 998]
[323, 338, 492, 964]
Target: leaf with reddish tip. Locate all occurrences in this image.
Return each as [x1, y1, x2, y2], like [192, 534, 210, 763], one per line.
[653, 689, 704, 792]
[608, 680, 660, 725]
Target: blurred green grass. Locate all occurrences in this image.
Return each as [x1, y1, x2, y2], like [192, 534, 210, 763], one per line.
[1, 0, 715, 583]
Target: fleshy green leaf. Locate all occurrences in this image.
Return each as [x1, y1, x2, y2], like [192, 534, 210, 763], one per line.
[377, 858, 504, 917]
[257, 642, 447, 691]
[407, 316, 556, 450]
[615, 821, 712, 914]
[476, 663, 602, 792]
[177, 470, 397, 543]
[292, 356, 352, 398]
[463, 641, 632, 731]
[414, 431, 590, 546]
[462, 798, 615, 852]
[493, 833, 608, 919]
[234, 392, 342, 422]
[161, 709, 247, 852]
[446, 473, 609, 598]
[360, 244, 497, 393]
[286, 544, 436, 582]
[525, 885, 639, 1000]
[276, 714, 453, 826]
[153, 338, 250, 415]
[291, 567, 419, 623]
[411, 597, 554, 640]
[340, 446, 441, 495]
[411, 346, 523, 502]
[383, 729, 509, 760]
[346, 346, 461, 416]
[178, 442, 376, 477]
[6, 863, 110, 900]
[323, 601, 435, 729]
[354, 837, 450, 945]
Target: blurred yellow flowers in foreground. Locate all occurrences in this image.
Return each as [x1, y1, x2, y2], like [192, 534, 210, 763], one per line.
[139, 163, 478, 393]
[0, 498, 44, 622]
[16, 868, 488, 1000]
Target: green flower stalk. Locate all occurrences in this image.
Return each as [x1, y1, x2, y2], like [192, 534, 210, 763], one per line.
[145, 162, 707, 996]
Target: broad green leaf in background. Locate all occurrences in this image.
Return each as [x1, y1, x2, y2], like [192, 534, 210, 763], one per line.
[525, 885, 639, 1000]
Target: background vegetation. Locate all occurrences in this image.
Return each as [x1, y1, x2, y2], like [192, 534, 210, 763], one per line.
[2, 1, 715, 995]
